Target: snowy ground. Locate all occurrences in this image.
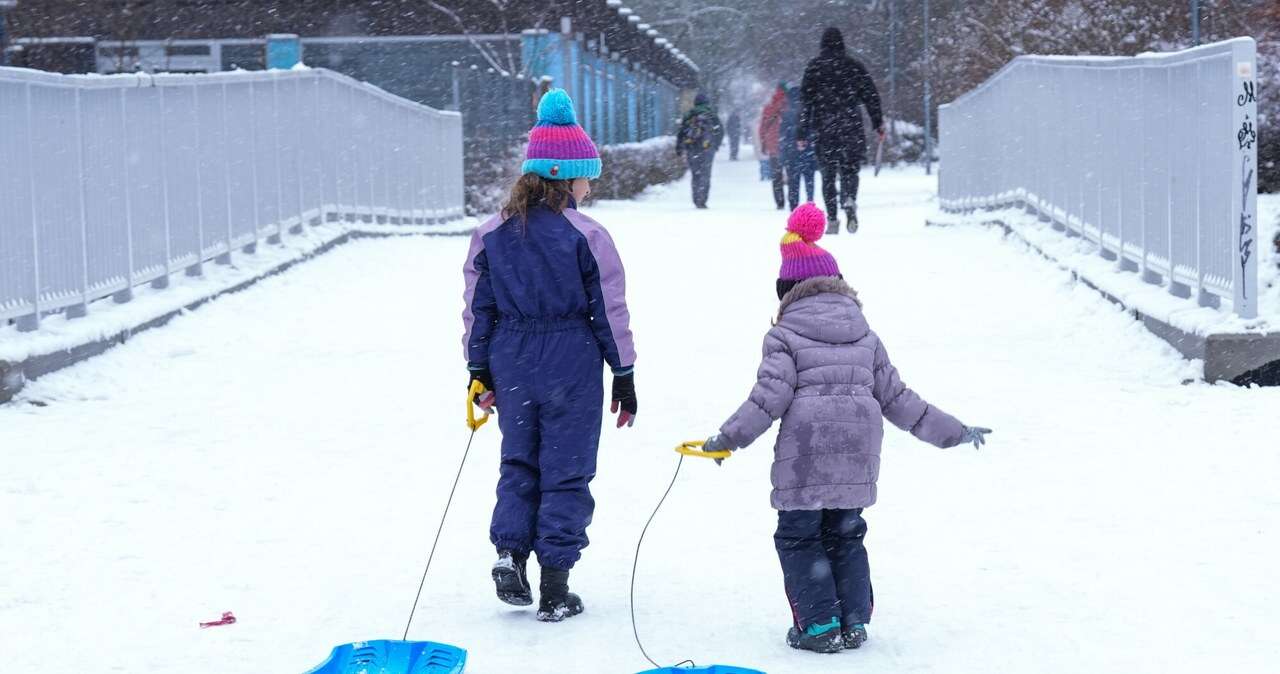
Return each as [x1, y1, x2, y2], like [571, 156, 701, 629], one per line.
[2, 155, 1278, 674]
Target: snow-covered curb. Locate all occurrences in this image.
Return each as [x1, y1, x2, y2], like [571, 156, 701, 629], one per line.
[0, 218, 476, 398]
[927, 203, 1280, 383]
[933, 205, 1277, 338]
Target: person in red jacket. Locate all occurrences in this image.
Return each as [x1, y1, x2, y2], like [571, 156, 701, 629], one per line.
[758, 82, 788, 210]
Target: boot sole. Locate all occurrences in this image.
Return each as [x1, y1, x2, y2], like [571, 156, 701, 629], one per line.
[535, 604, 584, 622]
[787, 631, 844, 654]
[492, 567, 533, 606]
[787, 640, 844, 654]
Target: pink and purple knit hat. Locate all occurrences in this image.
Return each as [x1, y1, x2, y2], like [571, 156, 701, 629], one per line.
[780, 203, 841, 280]
[522, 89, 601, 181]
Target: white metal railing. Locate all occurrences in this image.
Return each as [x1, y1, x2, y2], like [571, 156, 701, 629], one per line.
[0, 66, 464, 331]
[939, 38, 1260, 318]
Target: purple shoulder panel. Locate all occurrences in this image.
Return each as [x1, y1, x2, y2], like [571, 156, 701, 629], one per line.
[461, 213, 505, 361]
[563, 209, 637, 367]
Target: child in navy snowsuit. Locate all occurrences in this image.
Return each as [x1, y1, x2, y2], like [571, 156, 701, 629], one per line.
[462, 89, 637, 623]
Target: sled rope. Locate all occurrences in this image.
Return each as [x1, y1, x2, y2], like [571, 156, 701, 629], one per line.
[630, 453, 697, 670]
[403, 426, 476, 640]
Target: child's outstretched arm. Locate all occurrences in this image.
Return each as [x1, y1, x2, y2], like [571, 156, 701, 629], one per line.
[871, 338, 969, 448]
[715, 329, 798, 451]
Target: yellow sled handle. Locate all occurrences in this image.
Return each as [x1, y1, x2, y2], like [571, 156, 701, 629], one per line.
[675, 440, 732, 460]
[467, 380, 491, 431]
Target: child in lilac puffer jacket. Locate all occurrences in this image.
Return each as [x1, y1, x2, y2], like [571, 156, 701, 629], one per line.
[702, 203, 991, 653]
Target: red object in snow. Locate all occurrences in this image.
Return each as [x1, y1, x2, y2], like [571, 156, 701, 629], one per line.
[199, 611, 237, 628]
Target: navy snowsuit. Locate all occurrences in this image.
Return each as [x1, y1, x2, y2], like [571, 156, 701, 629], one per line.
[462, 201, 635, 570]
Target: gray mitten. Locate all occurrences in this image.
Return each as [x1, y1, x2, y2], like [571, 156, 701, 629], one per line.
[703, 434, 734, 465]
[961, 426, 992, 450]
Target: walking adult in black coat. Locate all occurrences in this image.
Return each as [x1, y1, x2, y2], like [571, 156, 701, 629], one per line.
[798, 27, 885, 233]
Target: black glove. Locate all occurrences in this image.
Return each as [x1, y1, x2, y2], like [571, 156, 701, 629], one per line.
[610, 370, 637, 428]
[468, 365, 495, 410]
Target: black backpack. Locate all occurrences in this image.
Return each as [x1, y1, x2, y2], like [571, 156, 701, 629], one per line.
[682, 110, 717, 151]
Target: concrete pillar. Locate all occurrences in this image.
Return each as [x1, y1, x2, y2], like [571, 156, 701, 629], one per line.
[627, 66, 639, 142]
[580, 42, 592, 135]
[594, 59, 605, 144]
[520, 29, 554, 81]
[606, 54, 618, 145]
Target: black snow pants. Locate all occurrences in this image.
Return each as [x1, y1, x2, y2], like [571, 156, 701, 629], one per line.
[817, 141, 862, 218]
[769, 157, 785, 209]
[687, 150, 714, 208]
[775, 508, 873, 630]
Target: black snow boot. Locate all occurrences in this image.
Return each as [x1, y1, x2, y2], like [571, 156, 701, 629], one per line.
[842, 623, 868, 649]
[786, 618, 844, 654]
[844, 199, 858, 233]
[826, 216, 840, 235]
[536, 567, 584, 622]
[491, 550, 532, 606]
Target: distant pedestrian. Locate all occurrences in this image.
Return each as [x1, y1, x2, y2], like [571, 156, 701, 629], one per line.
[676, 92, 725, 209]
[727, 110, 743, 161]
[780, 85, 817, 210]
[758, 83, 788, 210]
[799, 27, 884, 234]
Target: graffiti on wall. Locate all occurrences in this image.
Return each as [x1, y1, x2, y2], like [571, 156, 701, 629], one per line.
[1237, 116, 1257, 150]
[1236, 75, 1256, 303]
[1236, 80, 1256, 106]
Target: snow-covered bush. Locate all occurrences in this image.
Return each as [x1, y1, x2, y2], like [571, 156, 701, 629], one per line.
[465, 144, 526, 217]
[874, 119, 934, 165]
[594, 136, 687, 200]
[465, 136, 687, 215]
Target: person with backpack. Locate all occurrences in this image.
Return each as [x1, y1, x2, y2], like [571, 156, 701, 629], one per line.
[758, 83, 788, 210]
[697, 203, 991, 653]
[463, 88, 638, 623]
[676, 92, 725, 209]
[799, 27, 885, 233]
[780, 84, 817, 211]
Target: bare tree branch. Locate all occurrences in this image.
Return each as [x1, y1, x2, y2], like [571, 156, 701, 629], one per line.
[425, 1, 511, 74]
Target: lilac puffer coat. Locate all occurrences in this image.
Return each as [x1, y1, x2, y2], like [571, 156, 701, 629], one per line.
[718, 277, 966, 510]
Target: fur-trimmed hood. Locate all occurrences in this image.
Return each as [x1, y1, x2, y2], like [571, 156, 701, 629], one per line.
[776, 276, 868, 345]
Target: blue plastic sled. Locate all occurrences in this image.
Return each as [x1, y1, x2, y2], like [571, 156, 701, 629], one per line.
[305, 640, 466, 674]
[637, 667, 765, 674]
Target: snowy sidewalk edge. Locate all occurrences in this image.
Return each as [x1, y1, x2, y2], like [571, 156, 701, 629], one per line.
[924, 211, 1280, 384]
[0, 223, 475, 403]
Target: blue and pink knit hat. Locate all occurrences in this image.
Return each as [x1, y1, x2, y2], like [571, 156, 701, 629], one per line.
[780, 203, 841, 280]
[522, 89, 601, 181]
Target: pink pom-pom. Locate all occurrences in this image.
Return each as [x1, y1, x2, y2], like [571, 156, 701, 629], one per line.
[787, 202, 827, 243]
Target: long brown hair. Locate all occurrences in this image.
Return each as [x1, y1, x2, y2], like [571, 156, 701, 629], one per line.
[501, 173, 574, 222]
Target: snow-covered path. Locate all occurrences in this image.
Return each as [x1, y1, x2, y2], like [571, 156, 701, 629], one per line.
[2, 155, 1278, 674]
